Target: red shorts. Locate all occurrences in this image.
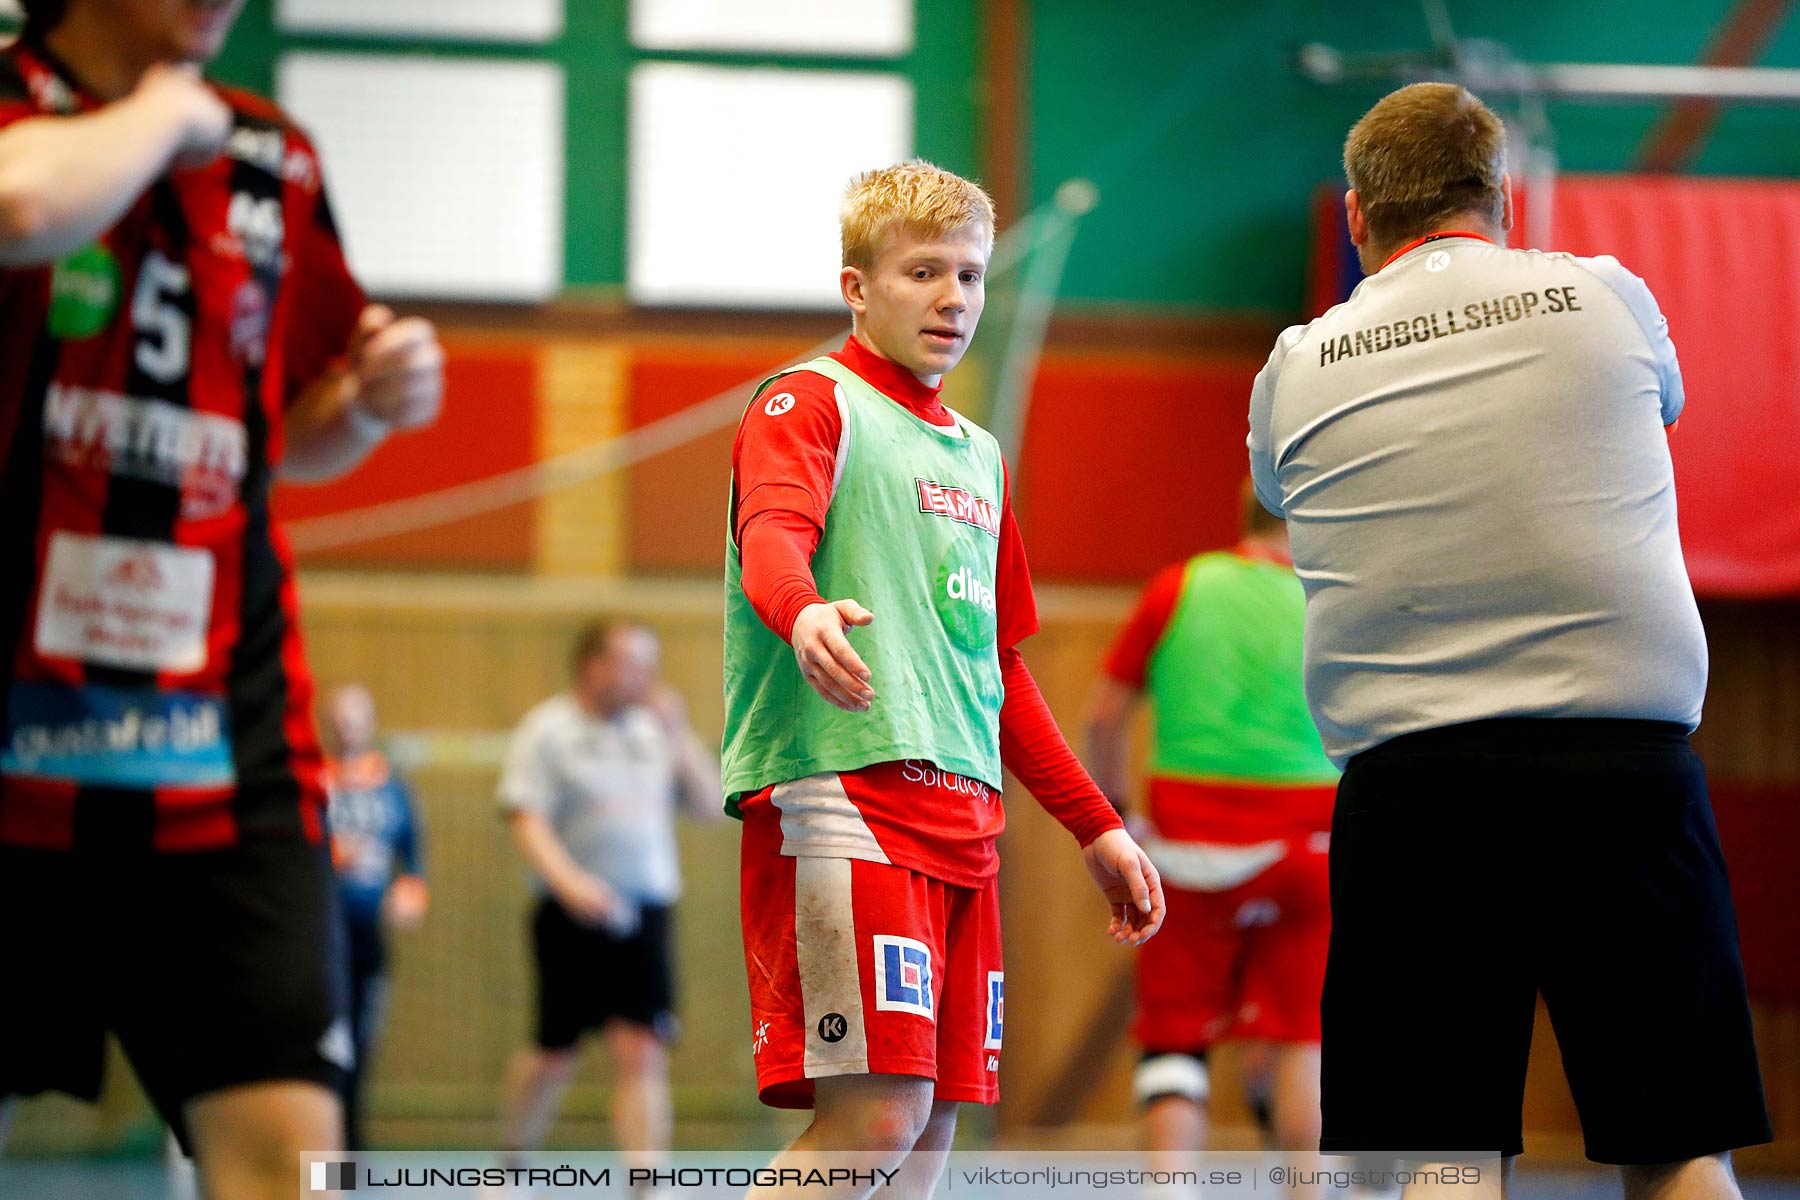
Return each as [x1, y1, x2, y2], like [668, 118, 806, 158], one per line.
[1134, 837, 1330, 1051]
[739, 798, 1003, 1108]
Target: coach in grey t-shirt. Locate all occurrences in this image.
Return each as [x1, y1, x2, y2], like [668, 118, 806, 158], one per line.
[1249, 200, 1704, 766]
[1248, 83, 1769, 1191]
[493, 621, 721, 1179]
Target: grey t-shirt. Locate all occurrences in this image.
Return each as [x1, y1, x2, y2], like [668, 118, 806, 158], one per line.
[498, 693, 682, 903]
[1247, 235, 1706, 765]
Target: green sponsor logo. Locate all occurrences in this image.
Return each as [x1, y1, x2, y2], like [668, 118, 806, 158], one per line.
[934, 547, 997, 652]
[48, 243, 121, 339]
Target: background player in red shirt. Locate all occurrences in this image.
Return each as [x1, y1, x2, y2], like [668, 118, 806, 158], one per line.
[0, 2, 442, 1197]
[723, 161, 1164, 1197]
[1087, 489, 1342, 1199]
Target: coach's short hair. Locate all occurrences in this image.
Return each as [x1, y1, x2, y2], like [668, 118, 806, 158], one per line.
[570, 620, 656, 675]
[18, 0, 68, 35]
[1343, 82, 1508, 246]
[570, 621, 618, 674]
[841, 160, 996, 271]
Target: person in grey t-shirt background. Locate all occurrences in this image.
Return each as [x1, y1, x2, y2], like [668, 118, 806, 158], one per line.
[1248, 82, 1769, 1197]
[493, 621, 721, 1187]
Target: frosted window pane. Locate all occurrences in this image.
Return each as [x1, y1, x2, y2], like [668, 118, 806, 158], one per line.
[629, 63, 912, 308]
[278, 53, 565, 301]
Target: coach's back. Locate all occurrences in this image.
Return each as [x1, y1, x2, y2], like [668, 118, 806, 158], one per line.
[1248, 233, 1706, 765]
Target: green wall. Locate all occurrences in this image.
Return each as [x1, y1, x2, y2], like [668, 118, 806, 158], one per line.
[1029, 0, 1800, 317]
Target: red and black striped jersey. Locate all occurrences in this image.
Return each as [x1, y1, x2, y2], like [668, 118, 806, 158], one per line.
[0, 38, 366, 853]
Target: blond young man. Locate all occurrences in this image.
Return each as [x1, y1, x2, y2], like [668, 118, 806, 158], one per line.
[724, 161, 1165, 1197]
[1247, 83, 1770, 1199]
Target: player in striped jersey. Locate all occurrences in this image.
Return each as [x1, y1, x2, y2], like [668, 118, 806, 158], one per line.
[0, 3, 442, 1196]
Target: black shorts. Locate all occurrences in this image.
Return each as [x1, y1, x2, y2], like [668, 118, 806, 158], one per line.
[531, 896, 676, 1050]
[0, 836, 350, 1150]
[1320, 718, 1772, 1164]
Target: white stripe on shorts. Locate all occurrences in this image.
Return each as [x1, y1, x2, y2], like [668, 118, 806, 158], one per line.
[772, 773, 891, 864]
[795, 856, 870, 1078]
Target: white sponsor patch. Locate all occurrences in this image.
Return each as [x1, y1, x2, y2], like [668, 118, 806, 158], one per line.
[35, 533, 214, 673]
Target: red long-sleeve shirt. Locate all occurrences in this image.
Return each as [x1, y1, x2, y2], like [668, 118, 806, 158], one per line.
[730, 337, 1119, 885]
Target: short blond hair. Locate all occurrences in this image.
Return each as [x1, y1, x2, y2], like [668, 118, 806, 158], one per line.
[841, 160, 996, 270]
[1344, 83, 1507, 245]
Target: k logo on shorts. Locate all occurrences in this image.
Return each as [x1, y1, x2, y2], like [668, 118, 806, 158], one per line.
[816, 1012, 848, 1043]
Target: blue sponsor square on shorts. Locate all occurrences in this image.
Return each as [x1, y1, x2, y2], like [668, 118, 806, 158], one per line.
[873, 934, 934, 1019]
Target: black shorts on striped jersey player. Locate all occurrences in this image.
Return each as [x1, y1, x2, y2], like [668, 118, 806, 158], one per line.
[0, 836, 351, 1150]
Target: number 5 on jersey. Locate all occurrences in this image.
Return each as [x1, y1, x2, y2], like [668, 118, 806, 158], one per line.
[132, 250, 191, 384]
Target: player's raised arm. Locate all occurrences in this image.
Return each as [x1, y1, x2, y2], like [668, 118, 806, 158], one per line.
[0, 63, 229, 266]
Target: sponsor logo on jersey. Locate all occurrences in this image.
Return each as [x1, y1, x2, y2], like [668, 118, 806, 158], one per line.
[36, 534, 215, 674]
[1, 681, 234, 790]
[763, 391, 796, 417]
[226, 126, 318, 191]
[104, 550, 167, 593]
[228, 126, 287, 176]
[985, 971, 1004, 1050]
[230, 278, 271, 366]
[933, 550, 997, 651]
[899, 759, 996, 803]
[944, 564, 995, 613]
[1425, 250, 1452, 272]
[224, 191, 287, 271]
[873, 935, 935, 1020]
[47, 243, 122, 340]
[915, 478, 1000, 538]
[43, 382, 248, 519]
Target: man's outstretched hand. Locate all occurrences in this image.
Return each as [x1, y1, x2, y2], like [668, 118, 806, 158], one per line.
[790, 599, 875, 712]
[1082, 827, 1165, 946]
